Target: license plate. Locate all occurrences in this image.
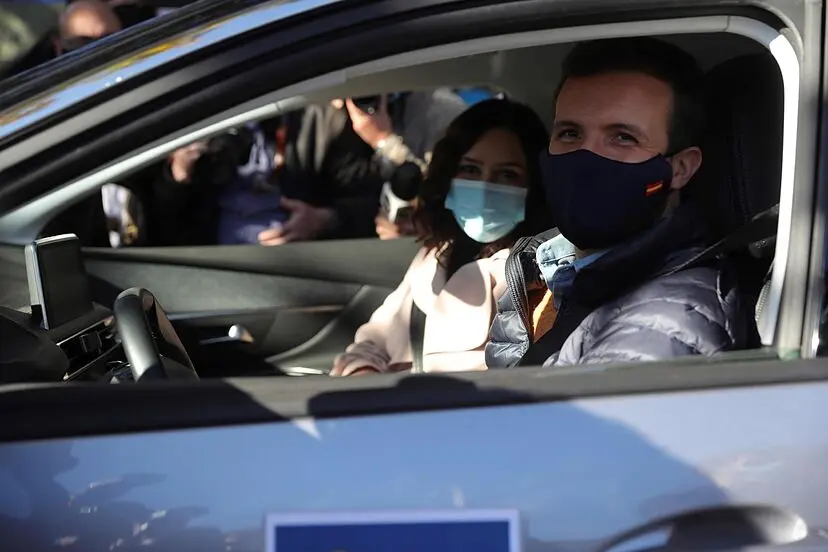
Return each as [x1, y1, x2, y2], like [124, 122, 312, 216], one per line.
[265, 509, 520, 552]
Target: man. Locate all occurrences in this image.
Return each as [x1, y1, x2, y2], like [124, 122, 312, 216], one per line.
[2, 0, 121, 78]
[57, 0, 122, 53]
[486, 37, 754, 368]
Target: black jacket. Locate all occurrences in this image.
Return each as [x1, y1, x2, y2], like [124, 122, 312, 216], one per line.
[485, 204, 757, 368]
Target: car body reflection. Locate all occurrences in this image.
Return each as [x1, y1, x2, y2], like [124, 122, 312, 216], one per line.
[0, 0, 342, 142]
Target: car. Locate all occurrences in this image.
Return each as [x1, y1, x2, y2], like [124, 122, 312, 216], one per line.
[0, 0, 827, 550]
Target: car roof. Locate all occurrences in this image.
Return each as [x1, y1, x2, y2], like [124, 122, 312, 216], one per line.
[0, 0, 353, 138]
[0, 0, 350, 108]
[0, 0, 802, 163]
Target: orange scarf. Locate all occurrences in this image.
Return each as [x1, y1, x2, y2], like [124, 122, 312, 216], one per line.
[530, 289, 557, 342]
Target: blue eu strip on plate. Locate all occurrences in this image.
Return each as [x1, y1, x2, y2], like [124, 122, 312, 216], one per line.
[265, 509, 520, 552]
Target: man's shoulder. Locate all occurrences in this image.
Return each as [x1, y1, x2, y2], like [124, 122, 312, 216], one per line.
[591, 264, 734, 334]
[619, 265, 722, 308]
[570, 260, 750, 362]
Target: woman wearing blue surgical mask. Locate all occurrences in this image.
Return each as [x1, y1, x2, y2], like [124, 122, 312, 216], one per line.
[332, 99, 551, 376]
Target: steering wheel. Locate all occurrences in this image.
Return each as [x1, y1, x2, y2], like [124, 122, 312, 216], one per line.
[113, 288, 198, 381]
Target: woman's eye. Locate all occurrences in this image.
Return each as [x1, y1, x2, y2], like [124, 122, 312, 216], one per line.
[498, 170, 522, 182]
[457, 164, 481, 176]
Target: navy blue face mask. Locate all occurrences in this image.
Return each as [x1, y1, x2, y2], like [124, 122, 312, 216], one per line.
[539, 149, 674, 250]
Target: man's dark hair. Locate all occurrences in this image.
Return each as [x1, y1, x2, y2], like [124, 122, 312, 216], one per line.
[556, 37, 705, 153]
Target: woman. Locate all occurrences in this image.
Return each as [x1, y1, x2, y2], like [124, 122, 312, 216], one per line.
[331, 99, 551, 375]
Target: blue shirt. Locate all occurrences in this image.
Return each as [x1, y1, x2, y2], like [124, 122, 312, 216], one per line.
[536, 233, 607, 308]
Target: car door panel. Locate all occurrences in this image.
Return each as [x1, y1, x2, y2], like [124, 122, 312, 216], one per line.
[81, 238, 420, 375]
[2, 363, 827, 551]
[0, 238, 418, 376]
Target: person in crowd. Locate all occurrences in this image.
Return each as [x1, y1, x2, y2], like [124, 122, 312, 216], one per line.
[32, 0, 130, 247]
[331, 98, 552, 376]
[486, 37, 755, 369]
[138, 89, 467, 247]
[57, 0, 122, 52]
[135, 106, 386, 246]
[336, 90, 468, 243]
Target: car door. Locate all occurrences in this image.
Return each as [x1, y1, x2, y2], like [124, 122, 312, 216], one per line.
[0, 235, 419, 376]
[1, 1, 828, 552]
[84, 239, 421, 376]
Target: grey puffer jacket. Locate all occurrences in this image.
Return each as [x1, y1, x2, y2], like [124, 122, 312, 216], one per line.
[485, 205, 757, 368]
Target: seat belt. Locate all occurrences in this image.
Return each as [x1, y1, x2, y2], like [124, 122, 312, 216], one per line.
[409, 239, 479, 373]
[662, 204, 779, 277]
[516, 204, 779, 367]
[517, 302, 593, 367]
[410, 303, 427, 374]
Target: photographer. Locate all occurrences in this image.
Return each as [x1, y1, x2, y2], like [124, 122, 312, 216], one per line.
[126, 105, 387, 246]
[336, 89, 467, 241]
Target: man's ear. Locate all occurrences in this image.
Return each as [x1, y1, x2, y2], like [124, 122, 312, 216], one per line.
[667, 146, 702, 190]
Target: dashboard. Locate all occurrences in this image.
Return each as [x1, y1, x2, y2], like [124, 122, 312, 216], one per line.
[0, 235, 131, 384]
[0, 298, 125, 384]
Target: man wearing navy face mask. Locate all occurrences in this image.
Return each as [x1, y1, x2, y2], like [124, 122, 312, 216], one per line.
[486, 37, 754, 368]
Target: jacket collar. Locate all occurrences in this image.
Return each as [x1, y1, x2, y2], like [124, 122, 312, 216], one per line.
[570, 201, 711, 307]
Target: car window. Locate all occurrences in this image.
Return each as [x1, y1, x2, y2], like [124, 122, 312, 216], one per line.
[0, 19, 795, 384]
[42, 88, 484, 248]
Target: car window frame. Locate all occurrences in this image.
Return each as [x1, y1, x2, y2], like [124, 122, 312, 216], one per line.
[0, 10, 810, 347]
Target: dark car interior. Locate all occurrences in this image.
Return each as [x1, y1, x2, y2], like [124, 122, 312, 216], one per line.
[0, 32, 785, 384]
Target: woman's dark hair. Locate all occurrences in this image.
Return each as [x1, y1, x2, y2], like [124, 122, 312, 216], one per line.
[415, 98, 552, 263]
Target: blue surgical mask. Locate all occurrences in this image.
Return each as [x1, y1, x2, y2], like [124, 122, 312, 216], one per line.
[445, 179, 527, 243]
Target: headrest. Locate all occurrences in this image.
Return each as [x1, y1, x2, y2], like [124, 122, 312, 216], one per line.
[687, 52, 784, 241]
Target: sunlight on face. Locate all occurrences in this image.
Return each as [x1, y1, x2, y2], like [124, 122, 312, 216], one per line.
[550, 71, 672, 163]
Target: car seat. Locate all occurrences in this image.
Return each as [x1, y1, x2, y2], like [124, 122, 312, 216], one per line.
[688, 51, 784, 345]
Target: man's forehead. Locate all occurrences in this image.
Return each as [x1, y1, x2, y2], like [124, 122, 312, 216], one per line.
[553, 72, 672, 126]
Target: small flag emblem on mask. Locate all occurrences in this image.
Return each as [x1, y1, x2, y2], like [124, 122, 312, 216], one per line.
[645, 181, 664, 196]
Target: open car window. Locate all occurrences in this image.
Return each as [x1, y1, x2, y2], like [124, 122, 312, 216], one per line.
[0, 8, 799, 381]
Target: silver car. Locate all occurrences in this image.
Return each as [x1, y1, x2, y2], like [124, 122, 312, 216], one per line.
[0, 0, 826, 551]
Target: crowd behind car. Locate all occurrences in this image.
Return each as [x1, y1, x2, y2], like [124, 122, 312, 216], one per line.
[2, 0, 760, 374]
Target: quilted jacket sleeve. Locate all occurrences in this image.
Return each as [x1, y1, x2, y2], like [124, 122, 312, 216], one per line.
[485, 290, 531, 369]
[555, 266, 749, 366]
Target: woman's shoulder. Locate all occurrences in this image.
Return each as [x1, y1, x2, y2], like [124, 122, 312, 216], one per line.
[410, 246, 439, 267]
[473, 247, 511, 271]
[405, 246, 442, 283]
[487, 248, 512, 262]
[446, 247, 511, 282]
[411, 245, 511, 281]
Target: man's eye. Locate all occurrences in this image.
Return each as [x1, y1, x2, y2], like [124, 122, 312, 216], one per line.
[615, 132, 638, 144]
[556, 129, 579, 141]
